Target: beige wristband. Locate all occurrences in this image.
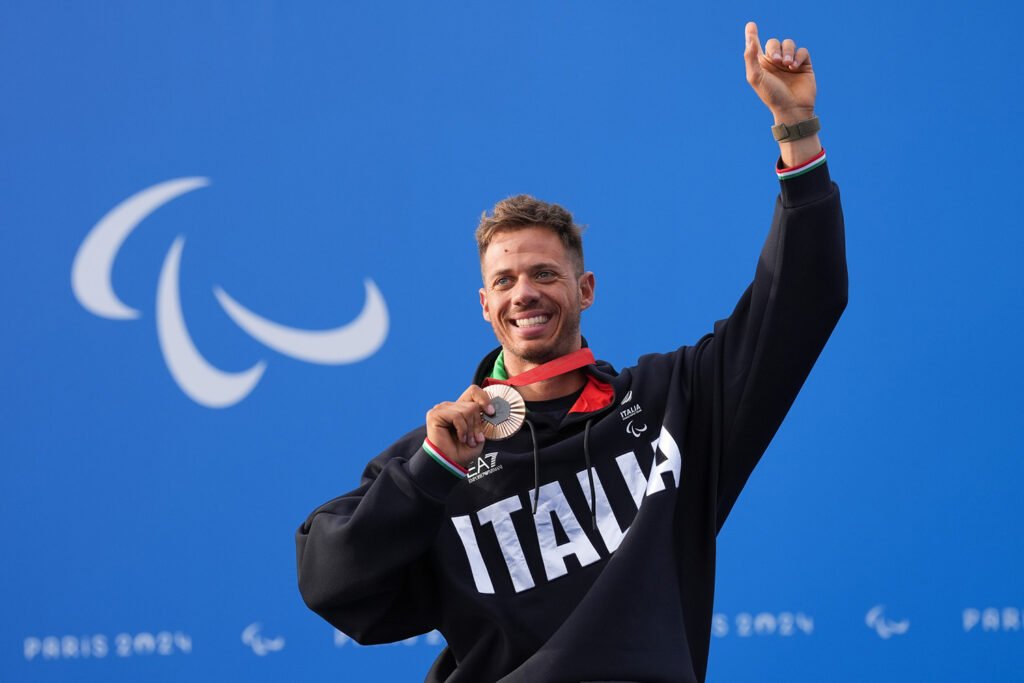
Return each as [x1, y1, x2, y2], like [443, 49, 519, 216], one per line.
[771, 116, 820, 143]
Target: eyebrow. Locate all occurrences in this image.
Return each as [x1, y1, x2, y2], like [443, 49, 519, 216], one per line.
[488, 262, 564, 279]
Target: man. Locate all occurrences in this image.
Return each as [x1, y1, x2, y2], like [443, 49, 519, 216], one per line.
[296, 22, 847, 683]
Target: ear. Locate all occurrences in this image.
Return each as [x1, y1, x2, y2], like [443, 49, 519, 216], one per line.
[578, 271, 595, 311]
[479, 287, 491, 322]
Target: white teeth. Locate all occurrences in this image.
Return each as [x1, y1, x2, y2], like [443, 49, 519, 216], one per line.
[514, 315, 550, 328]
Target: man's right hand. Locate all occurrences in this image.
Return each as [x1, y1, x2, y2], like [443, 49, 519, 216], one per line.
[426, 386, 496, 466]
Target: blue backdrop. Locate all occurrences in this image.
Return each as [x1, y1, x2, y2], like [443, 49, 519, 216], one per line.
[3, 2, 1022, 681]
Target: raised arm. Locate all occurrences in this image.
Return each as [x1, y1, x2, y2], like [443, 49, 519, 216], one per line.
[686, 23, 847, 529]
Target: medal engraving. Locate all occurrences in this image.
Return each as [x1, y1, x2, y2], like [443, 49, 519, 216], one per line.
[481, 384, 526, 440]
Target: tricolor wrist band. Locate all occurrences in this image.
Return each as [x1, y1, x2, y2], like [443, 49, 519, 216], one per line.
[777, 148, 826, 180]
[423, 438, 468, 479]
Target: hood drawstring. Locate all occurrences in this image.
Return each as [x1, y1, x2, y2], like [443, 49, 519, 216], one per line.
[527, 419, 541, 515]
[527, 416, 598, 532]
[583, 419, 596, 531]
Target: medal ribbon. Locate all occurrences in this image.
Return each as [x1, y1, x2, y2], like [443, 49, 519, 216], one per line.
[482, 348, 595, 388]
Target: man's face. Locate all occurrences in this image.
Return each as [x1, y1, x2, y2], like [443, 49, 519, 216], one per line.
[479, 226, 595, 367]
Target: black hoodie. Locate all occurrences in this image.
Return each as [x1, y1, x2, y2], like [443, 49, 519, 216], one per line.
[296, 160, 847, 682]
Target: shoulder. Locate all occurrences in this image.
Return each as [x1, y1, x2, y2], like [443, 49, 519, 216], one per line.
[611, 336, 715, 401]
[625, 336, 712, 378]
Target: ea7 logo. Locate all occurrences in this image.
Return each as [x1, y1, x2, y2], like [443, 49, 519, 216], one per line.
[468, 452, 502, 483]
[468, 452, 499, 475]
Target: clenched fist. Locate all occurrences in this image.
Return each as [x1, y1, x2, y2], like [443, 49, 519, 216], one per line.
[426, 386, 495, 466]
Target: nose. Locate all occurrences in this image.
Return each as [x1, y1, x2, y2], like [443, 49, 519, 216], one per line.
[511, 277, 540, 307]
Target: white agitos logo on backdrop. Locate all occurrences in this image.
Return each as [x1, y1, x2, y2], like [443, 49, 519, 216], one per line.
[241, 623, 284, 656]
[865, 605, 910, 639]
[72, 178, 388, 408]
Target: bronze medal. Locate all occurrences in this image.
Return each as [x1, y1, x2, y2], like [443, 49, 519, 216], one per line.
[481, 384, 526, 440]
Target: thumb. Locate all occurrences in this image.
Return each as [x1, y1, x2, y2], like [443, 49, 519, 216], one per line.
[744, 21, 762, 82]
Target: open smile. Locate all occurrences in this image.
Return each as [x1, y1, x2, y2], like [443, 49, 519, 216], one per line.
[512, 314, 551, 329]
[509, 313, 555, 339]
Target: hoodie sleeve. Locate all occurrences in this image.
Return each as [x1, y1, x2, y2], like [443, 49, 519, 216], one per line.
[692, 158, 848, 529]
[295, 432, 461, 643]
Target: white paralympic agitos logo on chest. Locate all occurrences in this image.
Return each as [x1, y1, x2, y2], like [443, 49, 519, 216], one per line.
[71, 177, 389, 408]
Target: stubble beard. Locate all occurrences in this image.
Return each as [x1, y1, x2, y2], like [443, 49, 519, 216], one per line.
[506, 307, 582, 366]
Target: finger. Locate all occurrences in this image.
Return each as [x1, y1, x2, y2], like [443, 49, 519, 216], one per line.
[459, 384, 495, 415]
[744, 21, 762, 56]
[792, 46, 811, 68]
[426, 402, 452, 428]
[781, 38, 796, 66]
[456, 402, 486, 444]
[449, 410, 473, 446]
[429, 403, 474, 445]
[744, 22, 762, 83]
[765, 38, 782, 65]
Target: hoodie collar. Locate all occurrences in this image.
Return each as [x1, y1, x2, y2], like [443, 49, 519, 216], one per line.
[473, 339, 616, 415]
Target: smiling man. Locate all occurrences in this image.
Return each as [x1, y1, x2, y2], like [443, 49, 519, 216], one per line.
[296, 22, 847, 683]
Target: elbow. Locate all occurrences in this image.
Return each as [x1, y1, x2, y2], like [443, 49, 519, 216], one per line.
[820, 262, 848, 325]
[295, 521, 389, 644]
[819, 285, 847, 335]
[297, 576, 390, 646]
[296, 544, 355, 624]
[834, 249, 850, 316]
[296, 531, 344, 624]
[295, 548, 387, 645]
[297, 571, 359, 639]
[297, 563, 336, 618]
[832, 281, 849, 320]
